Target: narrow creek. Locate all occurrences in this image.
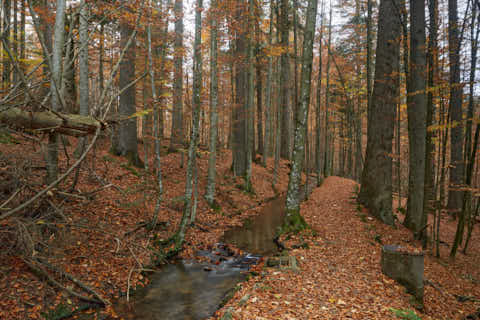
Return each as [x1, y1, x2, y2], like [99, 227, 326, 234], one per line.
[115, 192, 305, 320]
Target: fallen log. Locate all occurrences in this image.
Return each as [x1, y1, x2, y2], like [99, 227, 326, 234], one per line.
[0, 107, 106, 137]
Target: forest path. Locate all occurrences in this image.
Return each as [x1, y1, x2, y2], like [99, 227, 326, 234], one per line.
[215, 176, 480, 320]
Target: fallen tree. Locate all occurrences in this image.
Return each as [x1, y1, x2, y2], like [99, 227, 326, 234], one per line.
[0, 107, 107, 137]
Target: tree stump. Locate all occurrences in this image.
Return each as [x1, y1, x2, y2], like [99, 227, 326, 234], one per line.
[381, 245, 424, 302]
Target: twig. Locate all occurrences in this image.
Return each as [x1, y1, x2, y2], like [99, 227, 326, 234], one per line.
[128, 246, 143, 269]
[55, 191, 88, 201]
[0, 186, 23, 209]
[126, 267, 135, 302]
[424, 278, 449, 298]
[46, 199, 68, 221]
[37, 258, 111, 306]
[115, 238, 121, 254]
[23, 258, 104, 305]
[82, 184, 114, 197]
[124, 221, 149, 237]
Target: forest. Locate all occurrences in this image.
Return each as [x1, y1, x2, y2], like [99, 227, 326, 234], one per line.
[0, 0, 479, 319]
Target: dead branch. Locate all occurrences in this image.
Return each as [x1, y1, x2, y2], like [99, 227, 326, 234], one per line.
[37, 258, 111, 306]
[23, 258, 105, 305]
[0, 107, 106, 137]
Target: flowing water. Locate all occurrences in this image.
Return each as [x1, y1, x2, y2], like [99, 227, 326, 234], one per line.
[116, 194, 296, 320]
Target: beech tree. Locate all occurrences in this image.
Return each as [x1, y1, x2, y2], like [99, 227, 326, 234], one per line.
[358, 0, 401, 225]
[232, 0, 249, 178]
[170, 0, 184, 151]
[205, 0, 219, 206]
[284, 0, 319, 232]
[110, 6, 143, 167]
[404, 0, 428, 239]
[447, 0, 464, 214]
[46, 0, 67, 184]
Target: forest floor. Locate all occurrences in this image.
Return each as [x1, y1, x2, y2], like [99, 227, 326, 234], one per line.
[0, 135, 479, 320]
[215, 177, 480, 320]
[0, 135, 295, 319]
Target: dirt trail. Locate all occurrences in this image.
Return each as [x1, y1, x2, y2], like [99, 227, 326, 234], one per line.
[215, 176, 480, 320]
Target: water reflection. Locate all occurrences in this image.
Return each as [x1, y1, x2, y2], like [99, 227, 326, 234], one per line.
[129, 261, 245, 320]
[117, 193, 298, 320]
[222, 197, 286, 255]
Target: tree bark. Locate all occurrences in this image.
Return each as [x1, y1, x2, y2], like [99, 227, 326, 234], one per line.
[358, 0, 401, 226]
[205, 0, 219, 206]
[315, 2, 324, 186]
[279, 0, 291, 160]
[232, 0, 248, 177]
[147, 1, 164, 228]
[0, 107, 104, 136]
[3, 0, 11, 86]
[75, 0, 89, 156]
[110, 16, 143, 167]
[263, 0, 274, 167]
[404, 0, 428, 239]
[177, 0, 202, 247]
[447, 0, 464, 214]
[424, 0, 438, 223]
[323, 6, 332, 177]
[170, 0, 184, 150]
[284, 0, 318, 232]
[46, 0, 66, 184]
[256, 30, 264, 157]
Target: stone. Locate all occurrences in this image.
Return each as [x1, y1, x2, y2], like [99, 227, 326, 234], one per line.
[381, 245, 424, 302]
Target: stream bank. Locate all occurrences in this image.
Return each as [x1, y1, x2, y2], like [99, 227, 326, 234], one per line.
[114, 183, 318, 320]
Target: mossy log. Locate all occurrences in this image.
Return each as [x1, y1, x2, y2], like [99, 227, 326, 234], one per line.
[0, 107, 106, 137]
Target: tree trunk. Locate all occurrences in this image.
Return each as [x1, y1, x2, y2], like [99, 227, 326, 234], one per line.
[279, 0, 291, 160]
[20, 0, 25, 62]
[98, 23, 105, 108]
[424, 0, 438, 223]
[75, 0, 89, 157]
[177, 0, 202, 248]
[147, 2, 164, 228]
[13, 0, 18, 84]
[111, 18, 143, 167]
[404, 0, 428, 239]
[315, 2, 324, 186]
[205, 0, 219, 206]
[284, 0, 318, 233]
[46, 0, 66, 184]
[245, 0, 254, 191]
[358, 0, 401, 226]
[263, 0, 274, 167]
[3, 0, 11, 86]
[256, 30, 264, 157]
[447, 0, 464, 215]
[323, 6, 332, 177]
[232, 0, 248, 177]
[170, 0, 184, 150]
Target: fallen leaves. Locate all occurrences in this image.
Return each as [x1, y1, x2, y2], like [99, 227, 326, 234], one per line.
[214, 177, 480, 320]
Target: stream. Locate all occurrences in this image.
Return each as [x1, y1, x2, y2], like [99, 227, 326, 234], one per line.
[115, 194, 298, 320]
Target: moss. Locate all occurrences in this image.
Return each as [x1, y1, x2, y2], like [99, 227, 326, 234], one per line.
[279, 208, 308, 235]
[0, 130, 19, 144]
[219, 284, 242, 309]
[102, 155, 117, 163]
[125, 151, 145, 168]
[235, 178, 255, 196]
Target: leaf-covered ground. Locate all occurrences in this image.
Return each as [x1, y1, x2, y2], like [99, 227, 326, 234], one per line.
[0, 136, 479, 320]
[215, 177, 480, 320]
[0, 136, 295, 319]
